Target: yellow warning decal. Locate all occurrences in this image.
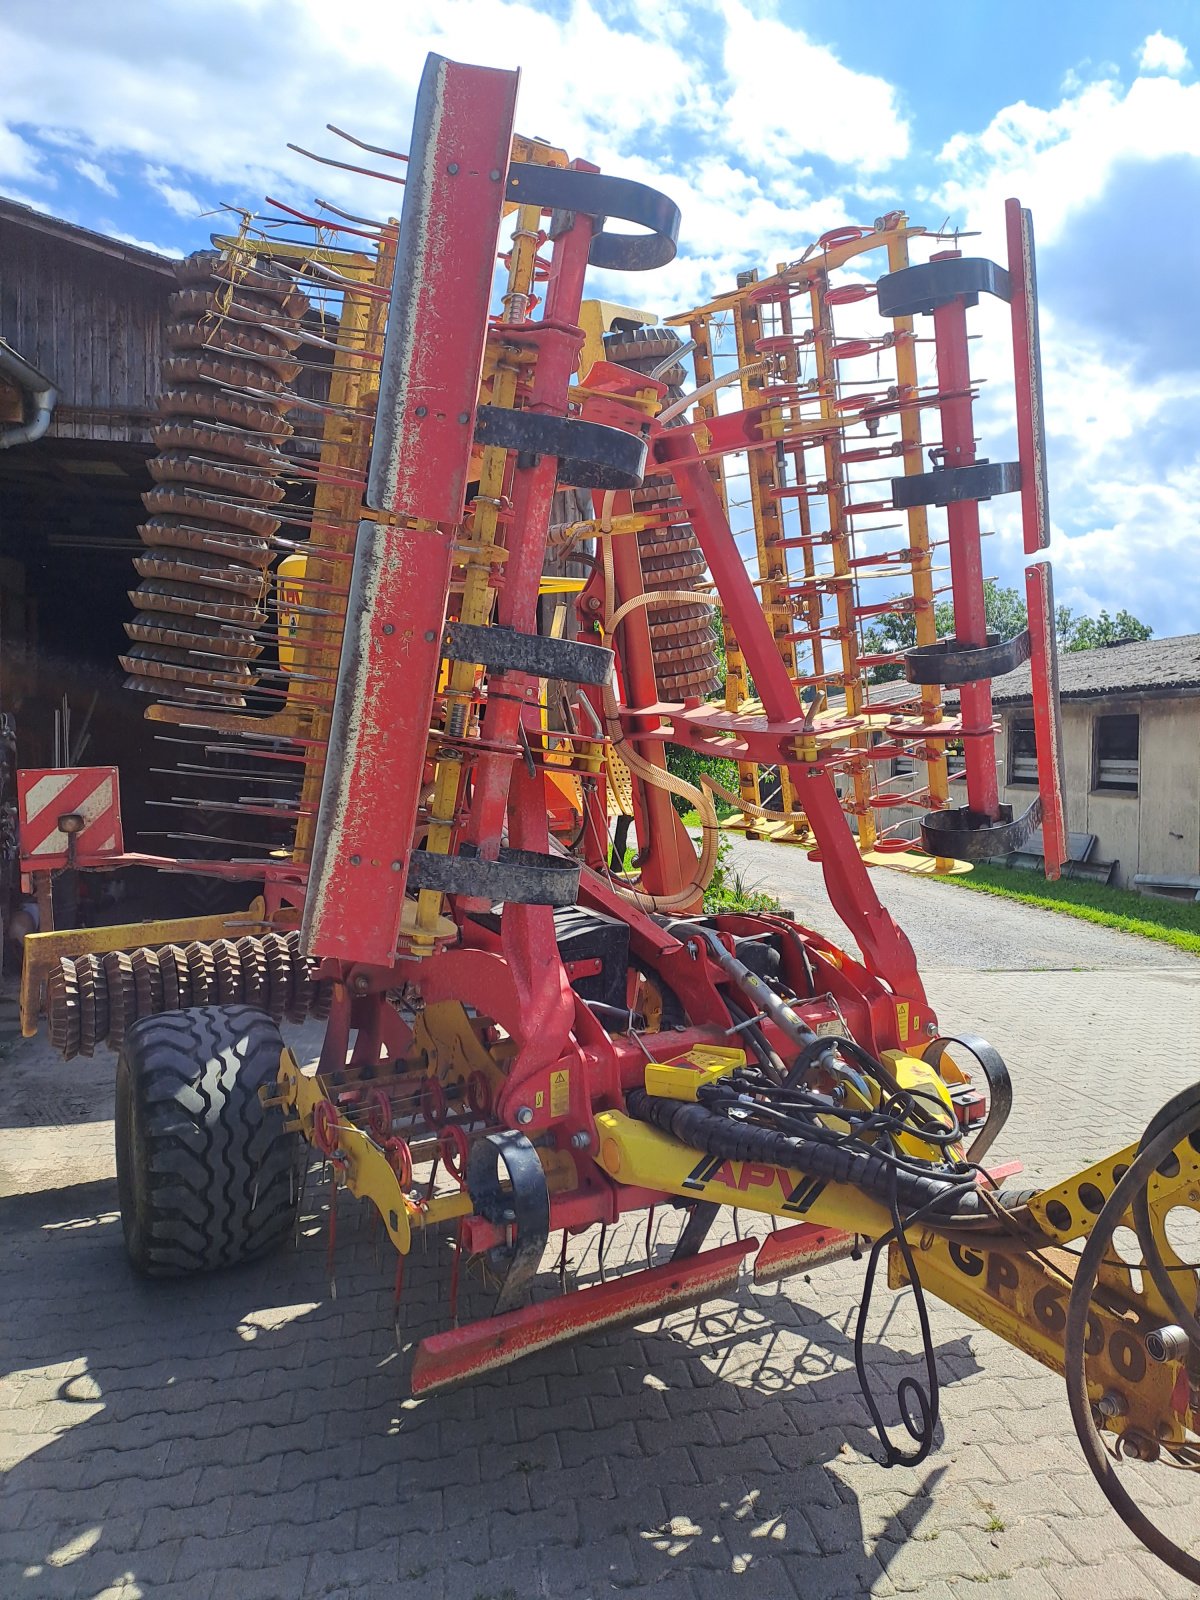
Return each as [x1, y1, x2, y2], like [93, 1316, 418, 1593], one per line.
[550, 1069, 571, 1118]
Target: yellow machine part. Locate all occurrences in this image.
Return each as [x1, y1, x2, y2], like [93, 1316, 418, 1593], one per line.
[594, 1106, 895, 1237]
[596, 1104, 1187, 1448]
[576, 298, 657, 380]
[643, 1045, 746, 1102]
[275, 551, 307, 677]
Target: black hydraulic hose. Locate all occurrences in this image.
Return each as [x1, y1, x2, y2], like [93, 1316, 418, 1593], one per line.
[668, 922, 820, 1058]
[725, 997, 787, 1085]
[627, 1088, 986, 1218]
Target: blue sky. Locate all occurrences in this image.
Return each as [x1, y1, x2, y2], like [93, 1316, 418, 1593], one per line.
[2, 1, 1198, 637]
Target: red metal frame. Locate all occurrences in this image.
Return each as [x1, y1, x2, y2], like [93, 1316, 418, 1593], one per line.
[301, 57, 520, 966]
[928, 256, 1000, 822]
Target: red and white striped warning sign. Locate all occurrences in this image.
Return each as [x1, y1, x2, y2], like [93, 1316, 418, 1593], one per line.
[17, 767, 124, 868]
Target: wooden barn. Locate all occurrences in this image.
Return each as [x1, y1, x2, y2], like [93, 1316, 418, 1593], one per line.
[1, 198, 178, 944]
[0, 197, 343, 951]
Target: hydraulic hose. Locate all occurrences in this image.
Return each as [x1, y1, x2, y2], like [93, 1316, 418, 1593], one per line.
[597, 528, 720, 913]
[669, 921, 820, 1056]
[626, 1088, 989, 1219]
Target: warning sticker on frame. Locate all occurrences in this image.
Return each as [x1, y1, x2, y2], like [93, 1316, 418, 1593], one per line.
[550, 1069, 570, 1118]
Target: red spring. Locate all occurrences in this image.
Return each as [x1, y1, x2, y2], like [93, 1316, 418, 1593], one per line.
[365, 1087, 393, 1141]
[826, 283, 876, 306]
[818, 224, 870, 250]
[313, 1098, 340, 1156]
[466, 1070, 493, 1120]
[385, 1137, 413, 1189]
[438, 1124, 470, 1187]
[421, 1076, 448, 1128]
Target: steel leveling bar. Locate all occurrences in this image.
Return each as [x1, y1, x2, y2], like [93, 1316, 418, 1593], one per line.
[410, 1237, 756, 1393]
[301, 56, 518, 966]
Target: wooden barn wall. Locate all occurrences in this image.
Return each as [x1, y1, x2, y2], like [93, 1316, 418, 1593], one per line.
[0, 221, 172, 445]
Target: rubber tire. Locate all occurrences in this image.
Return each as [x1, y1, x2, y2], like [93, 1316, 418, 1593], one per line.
[602, 325, 682, 369]
[115, 1004, 299, 1277]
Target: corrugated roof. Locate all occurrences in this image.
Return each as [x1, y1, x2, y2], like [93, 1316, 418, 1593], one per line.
[989, 632, 1200, 704]
[838, 634, 1200, 714]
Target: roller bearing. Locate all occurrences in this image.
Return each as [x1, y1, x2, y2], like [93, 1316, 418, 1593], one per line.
[157, 945, 180, 1013]
[163, 945, 193, 1010]
[284, 931, 313, 1023]
[185, 941, 217, 1008]
[261, 933, 293, 1024]
[211, 939, 244, 1007]
[131, 947, 164, 1020]
[76, 953, 109, 1057]
[309, 979, 333, 1021]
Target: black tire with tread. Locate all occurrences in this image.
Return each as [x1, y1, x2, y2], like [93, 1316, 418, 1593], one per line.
[115, 1004, 299, 1277]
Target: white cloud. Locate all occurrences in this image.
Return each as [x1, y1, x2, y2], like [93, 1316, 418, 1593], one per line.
[1138, 31, 1190, 77]
[0, 121, 41, 181]
[718, 0, 909, 173]
[144, 165, 205, 219]
[107, 228, 184, 259]
[936, 75, 1200, 248]
[929, 62, 1200, 635]
[74, 157, 115, 195]
[0, 0, 898, 320]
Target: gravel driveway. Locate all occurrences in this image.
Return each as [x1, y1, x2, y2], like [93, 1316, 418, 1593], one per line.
[724, 834, 1195, 973]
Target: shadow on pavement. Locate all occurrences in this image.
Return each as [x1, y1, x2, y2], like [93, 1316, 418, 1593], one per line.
[0, 1166, 981, 1599]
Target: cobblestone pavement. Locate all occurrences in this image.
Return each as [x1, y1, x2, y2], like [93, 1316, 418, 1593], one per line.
[2, 878, 1199, 1599]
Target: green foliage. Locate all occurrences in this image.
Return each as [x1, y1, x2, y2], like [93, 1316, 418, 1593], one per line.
[702, 831, 784, 914]
[1057, 607, 1153, 652]
[863, 581, 1152, 683]
[665, 747, 739, 818]
[935, 865, 1200, 955]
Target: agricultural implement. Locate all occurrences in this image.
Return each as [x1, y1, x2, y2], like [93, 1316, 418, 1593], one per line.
[14, 53, 1200, 1581]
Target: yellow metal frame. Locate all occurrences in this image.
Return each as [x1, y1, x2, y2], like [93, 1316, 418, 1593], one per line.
[594, 1101, 1188, 1447]
[671, 217, 957, 868]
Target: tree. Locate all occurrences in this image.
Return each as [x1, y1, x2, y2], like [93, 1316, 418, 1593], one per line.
[862, 580, 1028, 683]
[862, 581, 1152, 682]
[1057, 608, 1153, 652]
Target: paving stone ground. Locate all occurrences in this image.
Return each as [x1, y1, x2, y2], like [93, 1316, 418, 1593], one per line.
[2, 866, 1198, 1599]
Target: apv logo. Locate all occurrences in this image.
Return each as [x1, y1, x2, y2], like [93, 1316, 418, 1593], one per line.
[682, 1154, 826, 1215]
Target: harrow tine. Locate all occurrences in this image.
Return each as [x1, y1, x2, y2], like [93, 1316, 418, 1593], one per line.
[410, 1240, 757, 1395]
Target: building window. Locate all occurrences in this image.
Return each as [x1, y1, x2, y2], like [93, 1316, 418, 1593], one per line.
[1008, 718, 1038, 785]
[1094, 713, 1139, 791]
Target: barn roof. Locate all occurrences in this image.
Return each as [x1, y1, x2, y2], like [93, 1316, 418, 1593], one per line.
[0, 195, 176, 277]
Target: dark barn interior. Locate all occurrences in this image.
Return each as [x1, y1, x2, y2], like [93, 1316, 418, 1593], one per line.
[0, 200, 185, 927]
[0, 199, 341, 944]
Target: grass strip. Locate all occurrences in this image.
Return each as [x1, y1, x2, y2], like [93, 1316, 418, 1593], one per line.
[934, 864, 1200, 956]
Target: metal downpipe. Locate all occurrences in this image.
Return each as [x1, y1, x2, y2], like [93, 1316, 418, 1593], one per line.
[0, 339, 57, 449]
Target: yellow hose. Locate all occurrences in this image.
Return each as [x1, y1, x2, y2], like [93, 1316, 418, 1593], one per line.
[599, 528, 719, 912]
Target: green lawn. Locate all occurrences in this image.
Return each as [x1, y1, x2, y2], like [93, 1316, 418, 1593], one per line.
[934, 864, 1200, 956]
